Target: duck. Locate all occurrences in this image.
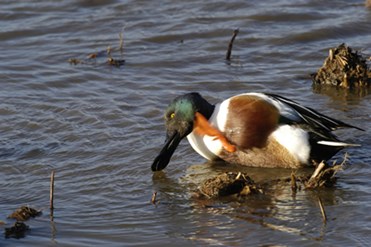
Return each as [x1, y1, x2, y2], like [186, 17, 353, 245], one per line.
[151, 92, 362, 171]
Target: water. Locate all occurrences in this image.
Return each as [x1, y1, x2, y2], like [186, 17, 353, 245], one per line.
[0, 0, 370, 246]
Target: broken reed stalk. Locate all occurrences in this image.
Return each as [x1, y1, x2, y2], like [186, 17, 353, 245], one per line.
[119, 31, 124, 55]
[50, 170, 55, 210]
[318, 196, 327, 224]
[151, 192, 158, 205]
[226, 29, 239, 60]
[339, 152, 349, 166]
[290, 172, 298, 193]
[311, 161, 326, 179]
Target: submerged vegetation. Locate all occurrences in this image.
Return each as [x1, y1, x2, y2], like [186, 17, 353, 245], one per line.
[193, 158, 346, 199]
[8, 206, 42, 221]
[4, 206, 41, 239]
[2, 171, 55, 239]
[68, 31, 125, 67]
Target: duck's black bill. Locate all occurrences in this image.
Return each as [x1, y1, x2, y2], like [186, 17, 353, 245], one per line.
[151, 132, 182, 171]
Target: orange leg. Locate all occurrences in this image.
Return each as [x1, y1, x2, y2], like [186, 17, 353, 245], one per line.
[194, 112, 236, 153]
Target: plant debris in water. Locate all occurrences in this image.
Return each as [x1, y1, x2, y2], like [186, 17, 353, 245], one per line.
[151, 191, 158, 205]
[304, 161, 343, 189]
[8, 206, 42, 221]
[5, 221, 29, 239]
[272, 161, 344, 192]
[197, 172, 263, 198]
[107, 57, 125, 67]
[69, 31, 125, 67]
[312, 43, 371, 88]
[196, 158, 346, 199]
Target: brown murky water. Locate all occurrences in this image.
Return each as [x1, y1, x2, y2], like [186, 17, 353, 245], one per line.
[0, 0, 370, 246]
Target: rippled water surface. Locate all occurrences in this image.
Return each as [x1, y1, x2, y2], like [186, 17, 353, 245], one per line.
[1, 0, 370, 246]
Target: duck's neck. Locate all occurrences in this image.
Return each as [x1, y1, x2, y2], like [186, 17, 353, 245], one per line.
[185, 92, 215, 120]
[197, 98, 215, 120]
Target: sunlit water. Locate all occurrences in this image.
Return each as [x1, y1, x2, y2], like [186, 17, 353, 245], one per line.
[0, 0, 370, 246]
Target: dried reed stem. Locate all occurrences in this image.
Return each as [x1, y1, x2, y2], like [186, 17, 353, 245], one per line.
[151, 192, 158, 205]
[318, 196, 327, 224]
[50, 170, 55, 210]
[226, 29, 239, 60]
[311, 161, 326, 179]
[290, 171, 298, 193]
[119, 31, 124, 55]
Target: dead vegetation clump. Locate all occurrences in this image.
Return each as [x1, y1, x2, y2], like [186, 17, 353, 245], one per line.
[193, 155, 347, 200]
[5, 221, 29, 239]
[304, 161, 343, 189]
[7, 206, 42, 221]
[68, 31, 125, 67]
[4, 206, 42, 239]
[196, 172, 263, 198]
[312, 43, 371, 88]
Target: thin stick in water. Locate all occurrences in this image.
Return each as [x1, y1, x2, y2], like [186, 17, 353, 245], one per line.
[311, 161, 326, 179]
[318, 196, 327, 224]
[119, 31, 124, 55]
[226, 29, 239, 61]
[50, 170, 55, 210]
[290, 171, 298, 193]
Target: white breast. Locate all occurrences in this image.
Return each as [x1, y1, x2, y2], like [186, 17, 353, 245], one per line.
[186, 100, 231, 160]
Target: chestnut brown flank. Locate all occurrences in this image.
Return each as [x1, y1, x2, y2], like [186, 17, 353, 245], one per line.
[225, 95, 279, 150]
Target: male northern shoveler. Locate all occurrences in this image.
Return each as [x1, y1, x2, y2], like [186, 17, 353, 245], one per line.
[151, 92, 362, 171]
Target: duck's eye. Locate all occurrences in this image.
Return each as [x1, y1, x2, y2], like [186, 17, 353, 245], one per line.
[170, 113, 175, 119]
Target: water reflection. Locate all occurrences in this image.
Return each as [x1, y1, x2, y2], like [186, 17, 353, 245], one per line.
[312, 83, 371, 102]
[152, 161, 342, 243]
[1, 0, 370, 245]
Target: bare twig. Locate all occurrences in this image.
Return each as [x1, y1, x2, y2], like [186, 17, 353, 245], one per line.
[310, 161, 326, 179]
[50, 170, 55, 210]
[226, 29, 239, 60]
[339, 152, 349, 166]
[318, 196, 327, 224]
[119, 31, 124, 55]
[107, 46, 112, 58]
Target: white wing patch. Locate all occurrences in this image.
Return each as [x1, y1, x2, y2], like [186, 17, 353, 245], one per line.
[272, 125, 310, 164]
